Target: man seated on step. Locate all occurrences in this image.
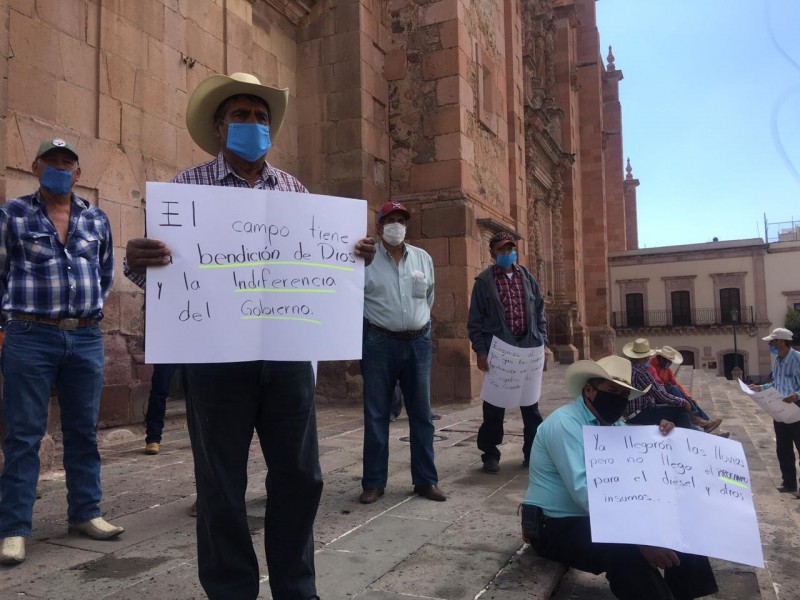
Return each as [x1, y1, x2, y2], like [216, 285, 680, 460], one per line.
[648, 346, 724, 434]
[520, 356, 718, 600]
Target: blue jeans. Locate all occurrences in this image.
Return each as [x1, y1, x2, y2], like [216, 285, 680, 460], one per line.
[0, 321, 104, 536]
[361, 327, 438, 489]
[145, 363, 178, 443]
[184, 360, 322, 600]
[664, 384, 711, 420]
[627, 404, 693, 429]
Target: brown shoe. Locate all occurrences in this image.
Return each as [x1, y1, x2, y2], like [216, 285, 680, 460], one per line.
[413, 484, 447, 502]
[189, 501, 197, 517]
[690, 415, 710, 428]
[359, 488, 384, 504]
[144, 442, 160, 455]
[703, 418, 722, 433]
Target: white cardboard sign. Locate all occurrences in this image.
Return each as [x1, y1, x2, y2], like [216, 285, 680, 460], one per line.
[583, 425, 764, 568]
[144, 182, 367, 363]
[480, 337, 544, 408]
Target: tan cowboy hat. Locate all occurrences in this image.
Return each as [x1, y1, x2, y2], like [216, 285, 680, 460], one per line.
[655, 345, 683, 365]
[622, 338, 657, 359]
[565, 356, 650, 400]
[185, 72, 289, 156]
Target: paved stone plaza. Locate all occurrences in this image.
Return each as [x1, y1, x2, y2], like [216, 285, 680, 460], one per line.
[2, 365, 798, 599]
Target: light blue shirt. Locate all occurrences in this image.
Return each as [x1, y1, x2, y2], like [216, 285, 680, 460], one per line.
[524, 396, 625, 518]
[363, 241, 434, 331]
[762, 348, 800, 400]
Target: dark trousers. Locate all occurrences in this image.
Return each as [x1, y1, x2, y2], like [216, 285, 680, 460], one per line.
[144, 363, 177, 444]
[185, 361, 322, 600]
[627, 405, 693, 429]
[773, 419, 800, 490]
[477, 401, 542, 464]
[532, 515, 717, 600]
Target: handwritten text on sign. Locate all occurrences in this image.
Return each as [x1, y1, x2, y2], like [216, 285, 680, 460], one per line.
[738, 378, 800, 423]
[583, 426, 763, 568]
[144, 183, 367, 363]
[480, 337, 544, 408]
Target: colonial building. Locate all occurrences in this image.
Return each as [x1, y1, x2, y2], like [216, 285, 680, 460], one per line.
[0, 0, 635, 427]
[609, 237, 800, 382]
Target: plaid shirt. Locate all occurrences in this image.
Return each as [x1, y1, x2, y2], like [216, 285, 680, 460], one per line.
[624, 360, 686, 417]
[0, 191, 114, 320]
[493, 264, 528, 337]
[124, 153, 307, 289]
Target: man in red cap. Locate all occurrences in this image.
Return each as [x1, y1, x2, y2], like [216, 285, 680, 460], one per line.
[467, 231, 547, 472]
[359, 201, 446, 504]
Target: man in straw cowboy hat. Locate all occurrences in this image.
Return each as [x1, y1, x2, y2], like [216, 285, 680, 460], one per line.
[125, 73, 376, 600]
[621, 338, 694, 430]
[650, 346, 723, 433]
[521, 356, 718, 599]
[749, 328, 800, 497]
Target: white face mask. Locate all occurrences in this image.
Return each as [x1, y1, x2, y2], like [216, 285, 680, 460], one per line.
[382, 223, 406, 246]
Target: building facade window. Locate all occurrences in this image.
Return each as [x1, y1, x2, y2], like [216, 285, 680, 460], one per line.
[719, 287, 741, 324]
[671, 290, 691, 326]
[711, 272, 747, 325]
[626, 293, 644, 327]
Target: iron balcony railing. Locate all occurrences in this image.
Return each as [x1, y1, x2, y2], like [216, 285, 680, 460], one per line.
[612, 306, 755, 329]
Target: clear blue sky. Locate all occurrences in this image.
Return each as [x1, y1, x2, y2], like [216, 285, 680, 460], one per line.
[596, 0, 800, 248]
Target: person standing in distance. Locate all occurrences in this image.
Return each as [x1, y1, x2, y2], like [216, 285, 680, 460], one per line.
[0, 138, 122, 565]
[749, 328, 800, 497]
[467, 232, 547, 473]
[125, 72, 375, 599]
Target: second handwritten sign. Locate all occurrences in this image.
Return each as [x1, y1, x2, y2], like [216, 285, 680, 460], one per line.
[144, 182, 367, 363]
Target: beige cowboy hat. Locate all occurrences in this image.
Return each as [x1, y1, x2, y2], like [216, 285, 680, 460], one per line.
[622, 338, 657, 359]
[185, 72, 289, 156]
[654, 345, 683, 365]
[565, 355, 650, 400]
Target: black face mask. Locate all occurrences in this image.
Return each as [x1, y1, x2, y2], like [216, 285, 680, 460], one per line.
[589, 386, 629, 424]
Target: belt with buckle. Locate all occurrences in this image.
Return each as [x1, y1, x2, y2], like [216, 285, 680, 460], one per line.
[365, 320, 429, 340]
[10, 313, 100, 330]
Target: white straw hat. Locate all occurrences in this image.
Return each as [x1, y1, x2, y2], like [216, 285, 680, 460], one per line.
[185, 72, 288, 156]
[565, 355, 650, 400]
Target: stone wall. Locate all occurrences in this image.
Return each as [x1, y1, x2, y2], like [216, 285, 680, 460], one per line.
[0, 0, 636, 424]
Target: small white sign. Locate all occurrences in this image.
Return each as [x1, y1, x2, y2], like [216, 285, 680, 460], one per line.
[738, 378, 800, 423]
[479, 337, 544, 408]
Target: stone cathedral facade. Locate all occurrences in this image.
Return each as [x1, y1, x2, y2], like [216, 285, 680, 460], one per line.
[0, 0, 639, 426]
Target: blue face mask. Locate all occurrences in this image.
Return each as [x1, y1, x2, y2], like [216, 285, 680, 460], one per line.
[770, 346, 780, 356]
[40, 166, 73, 196]
[226, 123, 272, 162]
[496, 250, 517, 270]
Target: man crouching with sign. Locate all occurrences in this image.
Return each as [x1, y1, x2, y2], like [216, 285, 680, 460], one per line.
[521, 356, 718, 599]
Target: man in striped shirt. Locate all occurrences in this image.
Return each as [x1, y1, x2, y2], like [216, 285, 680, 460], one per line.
[749, 328, 800, 497]
[467, 232, 547, 473]
[0, 138, 122, 566]
[621, 338, 693, 429]
[125, 73, 375, 600]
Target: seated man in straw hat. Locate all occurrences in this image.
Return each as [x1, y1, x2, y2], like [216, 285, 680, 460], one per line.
[621, 338, 694, 430]
[125, 73, 376, 600]
[521, 356, 718, 599]
[650, 346, 723, 433]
